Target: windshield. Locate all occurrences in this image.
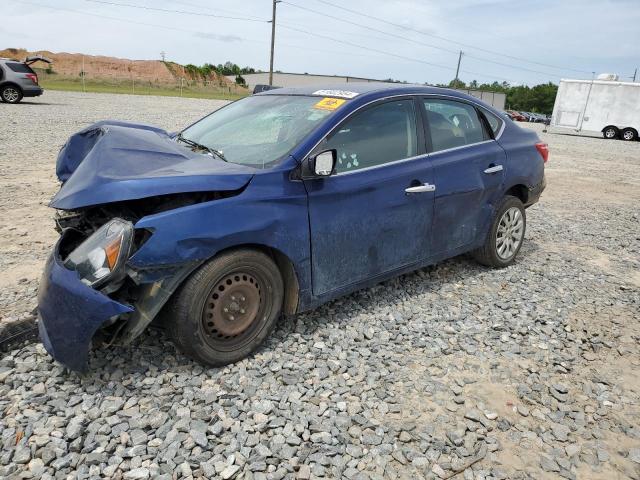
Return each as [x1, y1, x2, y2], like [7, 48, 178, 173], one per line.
[180, 95, 340, 168]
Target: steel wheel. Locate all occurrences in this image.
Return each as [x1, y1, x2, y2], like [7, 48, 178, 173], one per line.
[2, 86, 21, 103]
[167, 249, 284, 367]
[496, 206, 524, 260]
[202, 272, 264, 350]
[603, 127, 618, 139]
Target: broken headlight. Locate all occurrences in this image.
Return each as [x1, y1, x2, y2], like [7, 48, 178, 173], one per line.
[64, 218, 134, 287]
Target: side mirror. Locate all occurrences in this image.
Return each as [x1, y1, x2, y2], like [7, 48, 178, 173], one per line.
[312, 150, 336, 177]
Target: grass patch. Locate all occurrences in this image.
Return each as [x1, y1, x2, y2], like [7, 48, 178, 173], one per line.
[39, 77, 249, 101]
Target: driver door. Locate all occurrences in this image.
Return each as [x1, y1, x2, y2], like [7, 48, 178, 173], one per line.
[303, 98, 435, 297]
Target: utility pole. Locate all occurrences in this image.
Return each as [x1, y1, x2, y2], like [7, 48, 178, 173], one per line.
[160, 51, 166, 62]
[632, 68, 637, 83]
[454, 50, 463, 88]
[268, 0, 280, 86]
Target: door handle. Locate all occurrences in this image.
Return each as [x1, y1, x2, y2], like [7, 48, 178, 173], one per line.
[405, 183, 436, 193]
[484, 165, 503, 174]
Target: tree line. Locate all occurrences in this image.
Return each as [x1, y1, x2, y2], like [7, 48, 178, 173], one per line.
[182, 61, 258, 86]
[178, 60, 559, 113]
[447, 80, 558, 114]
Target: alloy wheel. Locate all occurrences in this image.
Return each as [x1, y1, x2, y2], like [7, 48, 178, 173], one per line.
[3, 87, 19, 103]
[496, 207, 524, 260]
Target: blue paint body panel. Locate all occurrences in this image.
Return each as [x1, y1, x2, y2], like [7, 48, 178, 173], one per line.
[38, 83, 545, 370]
[38, 239, 133, 371]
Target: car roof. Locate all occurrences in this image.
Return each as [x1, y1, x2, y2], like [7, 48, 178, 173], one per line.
[257, 82, 504, 117]
[258, 82, 477, 100]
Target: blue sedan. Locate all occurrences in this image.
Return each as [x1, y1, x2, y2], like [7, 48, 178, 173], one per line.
[38, 83, 547, 370]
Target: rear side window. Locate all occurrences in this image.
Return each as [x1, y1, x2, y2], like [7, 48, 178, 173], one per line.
[423, 99, 486, 152]
[479, 106, 503, 136]
[323, 99, 418, 173]
[6, 62, 34, 73]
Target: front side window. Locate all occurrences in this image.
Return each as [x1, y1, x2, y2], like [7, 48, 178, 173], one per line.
[423, 99, 486, 152]
[181, 95, 339, 169]
[322, 99, 417, 174]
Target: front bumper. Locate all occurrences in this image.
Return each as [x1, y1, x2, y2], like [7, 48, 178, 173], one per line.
[37, 239, 133, 371]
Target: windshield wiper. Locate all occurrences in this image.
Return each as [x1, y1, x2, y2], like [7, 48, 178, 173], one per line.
[176, 133, 227, 162]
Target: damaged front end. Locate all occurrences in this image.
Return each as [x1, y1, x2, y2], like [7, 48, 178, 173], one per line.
[38, 192, 242, 371]
[38, 120, 254, 371]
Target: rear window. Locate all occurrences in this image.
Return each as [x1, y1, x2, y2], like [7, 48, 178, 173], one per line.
[6, 62, 34, 74]
[479, 107, 503, 136]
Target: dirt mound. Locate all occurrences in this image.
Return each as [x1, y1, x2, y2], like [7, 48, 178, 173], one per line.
[0, 48, 235, 87]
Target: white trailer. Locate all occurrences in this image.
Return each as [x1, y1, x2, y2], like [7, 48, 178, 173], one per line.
[550, 78, 640, 141]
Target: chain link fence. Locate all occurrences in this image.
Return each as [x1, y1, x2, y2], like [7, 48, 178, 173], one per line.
[34, 59, 248, 99]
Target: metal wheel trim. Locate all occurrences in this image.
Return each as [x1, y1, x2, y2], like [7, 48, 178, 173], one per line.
[495, 207, 524, 260]
[623, 130, 634, 140]
[3, 88, 19, 102]
[605, 129, 616, 138]
[200, 268, 272, 352]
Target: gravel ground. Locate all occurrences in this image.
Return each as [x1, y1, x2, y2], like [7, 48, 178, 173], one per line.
[1, 91, 639, 480]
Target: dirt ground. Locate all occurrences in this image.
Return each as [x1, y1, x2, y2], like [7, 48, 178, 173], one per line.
[0, 90, 639, 479]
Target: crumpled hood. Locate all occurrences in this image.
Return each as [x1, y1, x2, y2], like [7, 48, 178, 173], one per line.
[50, 120, 255, 210]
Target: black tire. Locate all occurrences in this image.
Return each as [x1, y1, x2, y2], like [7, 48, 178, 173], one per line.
[473, 195, 526, 268]
[621, 128, 638, 141]
[1, 84, 23, 104]
[166, 249, 284, 367]
[0, 316, 38, 354]
[602, 126, 618, 140]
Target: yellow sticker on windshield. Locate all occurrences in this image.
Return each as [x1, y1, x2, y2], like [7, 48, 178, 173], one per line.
[314, 97, 346, 111]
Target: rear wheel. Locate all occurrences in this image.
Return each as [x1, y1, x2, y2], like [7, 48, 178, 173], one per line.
[473, 195, 526, 268]
[621, 128, 637, 141]
[603, 126, 618, 140]
[167, 249, 283, 367]
[1, 85, 23, 104]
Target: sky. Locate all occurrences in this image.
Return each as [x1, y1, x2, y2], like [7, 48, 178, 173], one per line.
[2, 0, 639, 86]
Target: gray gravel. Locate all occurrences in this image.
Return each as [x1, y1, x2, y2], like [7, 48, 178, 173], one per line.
[1, 91, 640, 479]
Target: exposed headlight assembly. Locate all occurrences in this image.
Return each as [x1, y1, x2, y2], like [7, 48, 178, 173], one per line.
[64, 218, 134, 287]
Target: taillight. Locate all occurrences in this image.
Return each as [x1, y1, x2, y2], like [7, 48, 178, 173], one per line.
[535, 142, 549, 163]
[26, 73, 38, 85]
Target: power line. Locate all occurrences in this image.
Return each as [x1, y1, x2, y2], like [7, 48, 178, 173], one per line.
[280, 1, 459, 55]
[17, 0, 518, 84]
[310, 0, 593, 75]
[278, 24, 515, 84]
[169, 0, 265, 21]
[280, 1, 565, 79]
[20, 0, 231, 35]
[15, 1, 398, 67]
[82, 0, 269, 22]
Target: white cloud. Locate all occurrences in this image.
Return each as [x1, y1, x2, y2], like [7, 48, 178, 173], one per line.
[2, 0, 638, 86]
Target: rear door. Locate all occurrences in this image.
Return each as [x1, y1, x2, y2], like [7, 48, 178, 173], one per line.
[304, 97, 435, 296]
[421, 97, 506, 254]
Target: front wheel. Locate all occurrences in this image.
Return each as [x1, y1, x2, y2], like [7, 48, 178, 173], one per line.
[166, 249, 284, 367]
[1, 85, 23, 104]
[473, 196, 526, 268]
